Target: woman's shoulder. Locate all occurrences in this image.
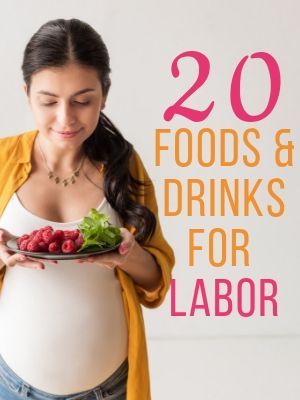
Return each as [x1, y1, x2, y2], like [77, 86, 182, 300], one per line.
[0, 129, 36, 145]
[0, 129, 37, 162]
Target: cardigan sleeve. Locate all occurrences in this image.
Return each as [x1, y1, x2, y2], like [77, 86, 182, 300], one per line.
[128, 150, 175, 309]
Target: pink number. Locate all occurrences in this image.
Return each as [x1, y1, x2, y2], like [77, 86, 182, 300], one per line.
[231, 52, 281, 121]
[164, 51, 214, 122]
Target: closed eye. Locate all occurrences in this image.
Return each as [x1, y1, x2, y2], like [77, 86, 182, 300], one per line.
[41, 102, 57, 106]
[74, 101, 90, 106]
[41, 101, 90, 107]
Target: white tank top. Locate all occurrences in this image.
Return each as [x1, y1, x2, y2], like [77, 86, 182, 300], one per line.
[0, 192, 128, 395]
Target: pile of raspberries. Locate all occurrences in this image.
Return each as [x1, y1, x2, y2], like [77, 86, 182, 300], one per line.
[16, 226, 84, 254]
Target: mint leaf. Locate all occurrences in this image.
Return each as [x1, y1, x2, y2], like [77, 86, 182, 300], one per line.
[76, 208, 122, 252]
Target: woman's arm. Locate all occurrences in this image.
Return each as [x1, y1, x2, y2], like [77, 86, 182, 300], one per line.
[83, 149, 175, 308]
[117, 239, 162, 292]
[126, 150, 175, 308]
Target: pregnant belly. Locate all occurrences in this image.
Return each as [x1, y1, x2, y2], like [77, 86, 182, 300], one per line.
[0, 261, 128, 395]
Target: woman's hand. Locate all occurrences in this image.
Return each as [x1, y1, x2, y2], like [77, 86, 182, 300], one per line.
[0, 228, 57, 270]
[75, 227, 162, 291]
[75, 227, 136, 269]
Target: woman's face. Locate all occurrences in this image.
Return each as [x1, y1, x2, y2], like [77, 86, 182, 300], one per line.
[24, 62, 106, 144]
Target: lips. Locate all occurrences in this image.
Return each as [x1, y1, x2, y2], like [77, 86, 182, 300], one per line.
[52, 128, 82, 139]
[56, 129, 82, 134]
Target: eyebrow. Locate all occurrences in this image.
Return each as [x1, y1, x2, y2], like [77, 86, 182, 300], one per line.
[37, 88, 96, 97]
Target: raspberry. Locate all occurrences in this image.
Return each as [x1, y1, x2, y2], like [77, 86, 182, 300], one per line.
[19, 239, 31, 251]
[18, 227, 84, 254]
[17, 234, 30, 243]
[48, 241, 60, 253]
[61, 239, 76, 253]
[42, 230, 54, 244]
[63, 230, 80, 240]
[38, 241, 48, 252]
[27, 240, 41, 252]
[33, 230, 44, 241]
[75, 234, 84, 249]
[29, 228, 41, 240]
[41, 226, 53, 232]
[52, 230, 65, 243]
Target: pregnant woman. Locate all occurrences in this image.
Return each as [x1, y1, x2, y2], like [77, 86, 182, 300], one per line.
[0, 19, 174, 400]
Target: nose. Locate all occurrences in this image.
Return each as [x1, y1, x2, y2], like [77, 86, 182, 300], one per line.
[56, 102, 77, 128]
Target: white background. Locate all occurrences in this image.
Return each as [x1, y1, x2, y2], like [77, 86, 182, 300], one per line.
[0, 1, 299, 398]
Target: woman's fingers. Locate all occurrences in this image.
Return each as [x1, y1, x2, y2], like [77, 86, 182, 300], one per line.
[27, 256, 58, 265]
[0, 229, 57, 269]
[119, 228, 135, 255]
[1, 250, 56, 269]
[0, 229, 17, 242]
[0, 239, 45, 269]
[5, 252, 44, 269]
[0, 229, 9, 242]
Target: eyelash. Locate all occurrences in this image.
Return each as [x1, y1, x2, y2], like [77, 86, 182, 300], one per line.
[42, 101, 90, 107]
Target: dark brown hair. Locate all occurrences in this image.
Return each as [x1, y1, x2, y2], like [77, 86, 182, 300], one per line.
[22, 18, 156, 242]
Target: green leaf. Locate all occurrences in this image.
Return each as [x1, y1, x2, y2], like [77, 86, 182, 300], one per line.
[77, 208, 122, 252]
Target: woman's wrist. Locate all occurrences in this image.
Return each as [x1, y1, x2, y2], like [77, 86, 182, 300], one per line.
[119, 240, 162, 292]
[0, 259, 5, 271]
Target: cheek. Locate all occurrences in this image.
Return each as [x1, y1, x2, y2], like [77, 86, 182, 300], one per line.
[31, 107, 53, 124]
[85, 107, 101, 126]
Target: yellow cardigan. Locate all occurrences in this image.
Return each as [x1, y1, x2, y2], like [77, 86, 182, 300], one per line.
[0, 130, 175, 399]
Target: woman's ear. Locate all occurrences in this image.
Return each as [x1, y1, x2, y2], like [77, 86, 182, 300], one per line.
[23, 83, 32, 108]
[100, 95, 107, 111]
[23, 83, 28, 95]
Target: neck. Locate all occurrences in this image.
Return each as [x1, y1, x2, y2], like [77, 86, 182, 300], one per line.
[36, 132, 85, 173]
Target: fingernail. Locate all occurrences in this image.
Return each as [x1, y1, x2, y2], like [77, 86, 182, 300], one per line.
[119, 243, 128, 254]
